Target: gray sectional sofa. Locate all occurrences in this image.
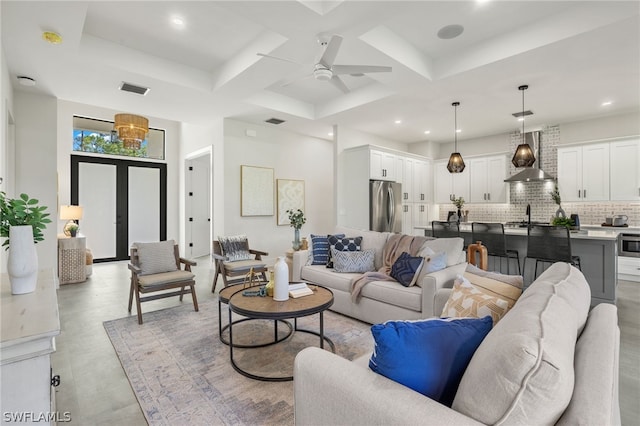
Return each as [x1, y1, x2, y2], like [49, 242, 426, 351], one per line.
[290, 226, 466, 324]
[294, 262, 620, 425]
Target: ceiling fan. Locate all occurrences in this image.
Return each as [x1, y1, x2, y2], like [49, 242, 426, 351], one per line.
[257, 34, 392, 93]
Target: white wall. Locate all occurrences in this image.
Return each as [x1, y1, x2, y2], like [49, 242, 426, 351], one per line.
[335, 125, 408, 153]
[56, 100, 181, 247]
[180, 119, 224, 252]
[558, 111, 640, 145]
[13, 92, 58, 270]
[223, 118, 333, 265]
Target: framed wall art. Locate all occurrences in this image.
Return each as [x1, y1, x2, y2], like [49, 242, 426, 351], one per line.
[277, 179, 305, 225]
[240, 165, 274, 216]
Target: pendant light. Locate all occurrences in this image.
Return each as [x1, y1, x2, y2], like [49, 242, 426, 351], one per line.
[511, 85, 536, 168]
[447, 101, 465, 173]
[114, 113, 149, 150]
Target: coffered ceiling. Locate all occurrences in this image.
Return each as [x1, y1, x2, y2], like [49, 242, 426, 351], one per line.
[2, 1, 639, 143]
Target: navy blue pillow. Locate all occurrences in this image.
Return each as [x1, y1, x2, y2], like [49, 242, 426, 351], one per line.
[369, 316, 492, 407]
[326, 235, 362, 268]
[310, 234, 344, 265]
[390, 252, 424, 287]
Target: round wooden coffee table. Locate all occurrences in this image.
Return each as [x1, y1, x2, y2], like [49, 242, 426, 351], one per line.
[227, 285, 335, 381]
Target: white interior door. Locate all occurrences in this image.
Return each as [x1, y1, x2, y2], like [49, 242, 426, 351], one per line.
[128, 166, 160, 247]
[186, 156, 210, 258]
[78, 162, 117, 259]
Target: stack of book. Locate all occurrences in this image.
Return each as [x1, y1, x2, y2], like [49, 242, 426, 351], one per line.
[289, 282, 314, 298]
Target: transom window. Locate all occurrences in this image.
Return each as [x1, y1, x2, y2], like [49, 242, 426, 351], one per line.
[73, 116, 165, 160]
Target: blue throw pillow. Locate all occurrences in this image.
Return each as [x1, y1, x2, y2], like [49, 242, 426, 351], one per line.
[326, 235, 363, 268]
[310, 234, 344, 265]
[390, 252, 424, 287]
[369, 316, 493, 407]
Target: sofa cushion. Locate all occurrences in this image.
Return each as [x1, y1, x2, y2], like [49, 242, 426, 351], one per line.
[360, 280, 424, 312]
[332, 248, 375, 273]
[440, 275, 511, 325]
[369, 316, 493, 407]
[218, 235, 252, 261]
[390, 252, 424, 287]
[309, 233, 345, 265]
[334, 226, 391, 270]
[327, 235, 362, 268]
[134, 240, 177, 275]
[452, 263, 591, 425]
[301, 265, 358, 293]
[418, 238, 465, 267]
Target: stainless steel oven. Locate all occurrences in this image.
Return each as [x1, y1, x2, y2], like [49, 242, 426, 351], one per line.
[619, 233, 640, 257]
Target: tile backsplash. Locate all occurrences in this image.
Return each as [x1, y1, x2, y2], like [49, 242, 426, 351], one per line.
[439, 125, 640, 226]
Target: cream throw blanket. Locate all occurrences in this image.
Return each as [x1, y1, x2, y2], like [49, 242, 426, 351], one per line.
[350, 234, 430, 302]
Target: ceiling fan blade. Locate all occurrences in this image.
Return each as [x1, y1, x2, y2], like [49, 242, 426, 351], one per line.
[331, 65, 392, 75]
[329, 75, 350, 94]
[257, 53, 304, 66]
[318, 35, 343, 68]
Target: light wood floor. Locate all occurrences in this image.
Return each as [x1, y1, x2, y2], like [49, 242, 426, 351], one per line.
[51, 259, 640, 425]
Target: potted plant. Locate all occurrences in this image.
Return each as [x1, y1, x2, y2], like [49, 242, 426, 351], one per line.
[452, 197, 465, 222]
[66, 222, 79, 237]
[549, 183, 566, 218]
[551, 216, 575, 229]
[286, 208, 306, 251]
[0, 192, 51, 294]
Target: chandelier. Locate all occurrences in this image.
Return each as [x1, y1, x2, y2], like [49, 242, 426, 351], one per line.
[511, 85, 536, 167]
[114, 113, 149, 150]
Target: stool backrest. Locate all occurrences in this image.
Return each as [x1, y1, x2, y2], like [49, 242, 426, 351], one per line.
[471, 222, 508, 256]
[432, 221, 460, 238]
[527, 225, 573, 262]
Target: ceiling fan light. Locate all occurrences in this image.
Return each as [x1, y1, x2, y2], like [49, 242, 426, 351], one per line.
[314, 68, 332, 81]
[447, 152, 466, 173]
[512, 143, 536, 167]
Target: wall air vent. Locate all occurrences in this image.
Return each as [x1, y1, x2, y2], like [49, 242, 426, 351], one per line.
[119, 82, 150, 96]
[512, 110, 533, 118]
[265, 118, 285, 125]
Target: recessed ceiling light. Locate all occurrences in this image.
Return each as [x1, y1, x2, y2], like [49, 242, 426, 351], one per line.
[328, 132, 334, 136]
[42, 31, 62, 44]
[424, 130, 431, 135]
[437, 24, 464, 40]
[456, 129, 462, 133]
[17, 76, 36, 86]
[171, 16, 185, 28]
[601, 101, 612, 106]
[394, 119, 402, 124]
[518, 117, 525, 122]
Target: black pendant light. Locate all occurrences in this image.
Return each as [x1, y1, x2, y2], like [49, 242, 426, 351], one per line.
[511, 85, 536, 168]
[447, 101, 465, 173]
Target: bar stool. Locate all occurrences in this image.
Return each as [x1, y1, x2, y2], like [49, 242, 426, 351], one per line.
[524, 225, 581, 279]
[431, 221, 460, 238]
[471, 222, 521, 274]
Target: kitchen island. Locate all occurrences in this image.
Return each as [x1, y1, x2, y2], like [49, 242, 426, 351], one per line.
[418, 223, 619, 306]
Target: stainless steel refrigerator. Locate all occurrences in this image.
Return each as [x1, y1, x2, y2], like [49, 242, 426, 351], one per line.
[370, 180, 402, 233]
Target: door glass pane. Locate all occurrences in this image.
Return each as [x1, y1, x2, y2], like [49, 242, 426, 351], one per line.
[128, 167, 160, 246]
[79, 163, 117, 259]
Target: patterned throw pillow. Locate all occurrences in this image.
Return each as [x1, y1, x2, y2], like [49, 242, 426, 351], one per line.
[134, 240, 178, 275]
[326, 235, 363, 268]
[331, 248, 375, 273]
[218, 235, 251, 261]
[441, 275, 513, 325]
[310, 234, 345, 265]
[390, 252, 424, 287]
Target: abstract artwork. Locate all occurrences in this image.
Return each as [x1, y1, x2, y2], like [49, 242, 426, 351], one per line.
[241, 165, 274, 216]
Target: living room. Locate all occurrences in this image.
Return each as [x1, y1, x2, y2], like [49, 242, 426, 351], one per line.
[1, 1, 639, 425]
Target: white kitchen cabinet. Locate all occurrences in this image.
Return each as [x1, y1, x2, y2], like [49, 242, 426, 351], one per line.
[413, 159, 431, 203]
[401, 203, 413, 235]
[618, 256, 640, 282]
[468, 155, 509, 203]
[413, 203, 430, 232]
[557, 143, 609, 202]
[402, 157, 414, 202]
[610, 138, 640, 201]
[434, 160, 469, 204]
[370, 149, 397, 181]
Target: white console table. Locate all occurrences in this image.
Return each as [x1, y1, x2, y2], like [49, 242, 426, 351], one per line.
[1, 270, 60, 425]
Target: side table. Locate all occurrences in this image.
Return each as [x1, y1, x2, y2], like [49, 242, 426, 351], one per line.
[58, 236, 87, 284]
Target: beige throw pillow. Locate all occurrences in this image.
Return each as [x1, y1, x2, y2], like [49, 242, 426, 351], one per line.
[134, 240, 178, 275]
[441, 275, 511, 325]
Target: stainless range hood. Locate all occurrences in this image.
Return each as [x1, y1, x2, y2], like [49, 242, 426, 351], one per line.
[504, 131, 556, 182]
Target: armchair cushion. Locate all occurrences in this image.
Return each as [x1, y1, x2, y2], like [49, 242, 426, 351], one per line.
[138, 270, 195, 287]
[218, 235, 252, 261]
[134, 240, 178, 275]
[222, 259, 266, 272]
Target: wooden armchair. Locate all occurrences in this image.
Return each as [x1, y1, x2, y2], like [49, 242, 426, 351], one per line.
[211, 239, 268, 292]
[128, 240, 199, 324]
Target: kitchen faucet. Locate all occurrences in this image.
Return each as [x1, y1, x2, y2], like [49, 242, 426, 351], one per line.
[526, 204, 531, 227]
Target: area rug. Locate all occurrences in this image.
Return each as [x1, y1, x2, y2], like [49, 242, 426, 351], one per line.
[103, 299, 374, 425]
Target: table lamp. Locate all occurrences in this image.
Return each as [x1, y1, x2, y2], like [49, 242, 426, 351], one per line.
[60, 205, 83, 237]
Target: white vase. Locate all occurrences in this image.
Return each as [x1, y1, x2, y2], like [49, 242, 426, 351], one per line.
[7, 225, 39, 295]
[273, 256, 289, 301]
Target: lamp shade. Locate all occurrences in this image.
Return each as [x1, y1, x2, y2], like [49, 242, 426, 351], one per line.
[60, 205, 83, 220]
[511, 143, 536, 168]
[447, 152, 466, 173]
[114, 113, 149, 150]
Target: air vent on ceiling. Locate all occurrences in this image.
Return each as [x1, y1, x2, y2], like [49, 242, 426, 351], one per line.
[512, 110, 533, 118]
[265, 118, 285, 125]
[119, 82, 150, 96]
